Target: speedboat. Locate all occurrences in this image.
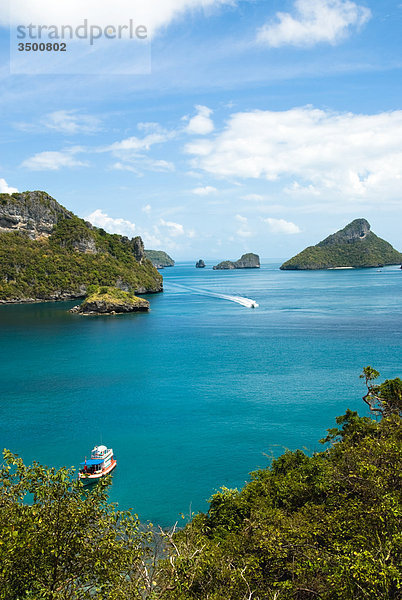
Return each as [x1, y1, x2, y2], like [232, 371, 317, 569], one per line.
[78, 444, 117, 482]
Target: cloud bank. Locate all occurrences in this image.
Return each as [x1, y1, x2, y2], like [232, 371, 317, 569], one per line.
[3, 0, 234, 36]
[257, 0, 371, 48]
[186, 106, 402, 203]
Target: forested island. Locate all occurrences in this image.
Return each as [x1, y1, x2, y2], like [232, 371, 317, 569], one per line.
[145, 250, 175, 268]
[1, 367, 400, 599]
[281, 219, 402, 270]
[0, 191, 163, 303]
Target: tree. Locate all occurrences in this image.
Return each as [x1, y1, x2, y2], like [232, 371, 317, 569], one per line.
[0, 451, 153, 600]
[360, 366, 402, 416]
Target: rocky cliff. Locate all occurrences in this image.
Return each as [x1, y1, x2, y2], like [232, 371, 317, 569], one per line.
[0, 191, 71, 239]
[213, 253, 260, 270]
[196, 259, 205, 268]
[0, 191, 163, 303]
[280, 219, 402, 270]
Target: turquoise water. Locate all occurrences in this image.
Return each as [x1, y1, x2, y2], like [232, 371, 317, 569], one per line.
[1, 262, 401, 525]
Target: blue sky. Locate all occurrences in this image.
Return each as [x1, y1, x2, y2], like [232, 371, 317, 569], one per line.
[0, 0, 402, 260]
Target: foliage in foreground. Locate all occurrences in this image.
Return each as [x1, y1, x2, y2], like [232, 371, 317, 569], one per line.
[0, 457, 159, 600]
[159, 368, 401, 600]
[0, 368, 401, 600]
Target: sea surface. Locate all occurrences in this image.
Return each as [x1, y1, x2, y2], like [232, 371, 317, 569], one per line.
[1, 262, 401, 525]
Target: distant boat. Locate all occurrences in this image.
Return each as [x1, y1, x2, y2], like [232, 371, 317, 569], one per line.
[78, 445, 116, 483]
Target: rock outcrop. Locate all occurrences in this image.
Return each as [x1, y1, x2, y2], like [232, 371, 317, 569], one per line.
[0, 191, 72, 239]
[213, 253, 260, 270]
[280, 219, 402, 270]
[70, 286, 150, 315]
[0, 191, 163, 303]
[196, 259, 205, 268]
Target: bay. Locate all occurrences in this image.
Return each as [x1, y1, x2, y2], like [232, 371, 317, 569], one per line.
[0, 262, 401, 526]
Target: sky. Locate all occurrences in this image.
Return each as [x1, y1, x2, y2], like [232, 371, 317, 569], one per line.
[0, 0, 401, 260]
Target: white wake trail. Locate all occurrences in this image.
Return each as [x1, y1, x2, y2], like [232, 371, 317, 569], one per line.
[168, 283, 259, 308]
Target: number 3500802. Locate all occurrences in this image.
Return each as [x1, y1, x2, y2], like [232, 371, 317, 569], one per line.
[18, 42, 67, 51]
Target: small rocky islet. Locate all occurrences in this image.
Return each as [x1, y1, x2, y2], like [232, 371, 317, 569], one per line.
[70, 286, 150, 316]
[213, 253, 260, 270]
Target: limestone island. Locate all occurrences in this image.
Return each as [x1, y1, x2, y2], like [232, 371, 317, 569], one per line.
[196, 259, 205, 268]
[0, 191, 162, 303]
[213, 253, 260, 270]
[280, 219, 402, 271]
[145, 250, 175, 269]
[70, 286, 150, 315]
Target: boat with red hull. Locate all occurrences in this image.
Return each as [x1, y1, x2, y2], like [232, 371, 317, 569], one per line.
[79, 445, 116, 483]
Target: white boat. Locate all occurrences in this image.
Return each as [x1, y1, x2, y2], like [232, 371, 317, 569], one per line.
[78, 445, 117, 482]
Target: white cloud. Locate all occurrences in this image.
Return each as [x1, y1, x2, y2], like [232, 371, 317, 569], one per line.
[235, 214, 248, 223]
[0, 178, 18, 194]
[137, 122, 164, 133]
[159, 219, 185, 237]
[112, 158, 174, 174]
[186, 106, 402, 205]
[139, 218, 195, 251]
[186, 105, 214, 135]
[237, 228, 252, 238]
[86, 209, 136, 236]
[242, 193, 264, 202]
[264, 218, 301, 235]
[192, 185, 217, 195]
[43, 110, 100, 134]
[2, 1, 234, 37]
[104, 128, 175, 174]
[142, 204, 152, 214]
[140, 230, 162, 249]
[284, 182, 322, 196]
[17, 111, 100, 135]
[106, 132, 171, 153]
[21, 147, 87, 171]
[257, 0, 371, 48]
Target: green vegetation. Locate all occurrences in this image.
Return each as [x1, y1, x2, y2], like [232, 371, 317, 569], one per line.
[76, 286, 150, 314]
[281, 219, 402, 270]
[0, 453, 154, 599]
[0, 217, 163, 301]
[159, 368, 401, 600]
[84, 285, 147, 305]
[1, 368, 401, 599]
[213, 260, 235, 269]
[145, 250, 175, 267]
[159, 368, 402, 600]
